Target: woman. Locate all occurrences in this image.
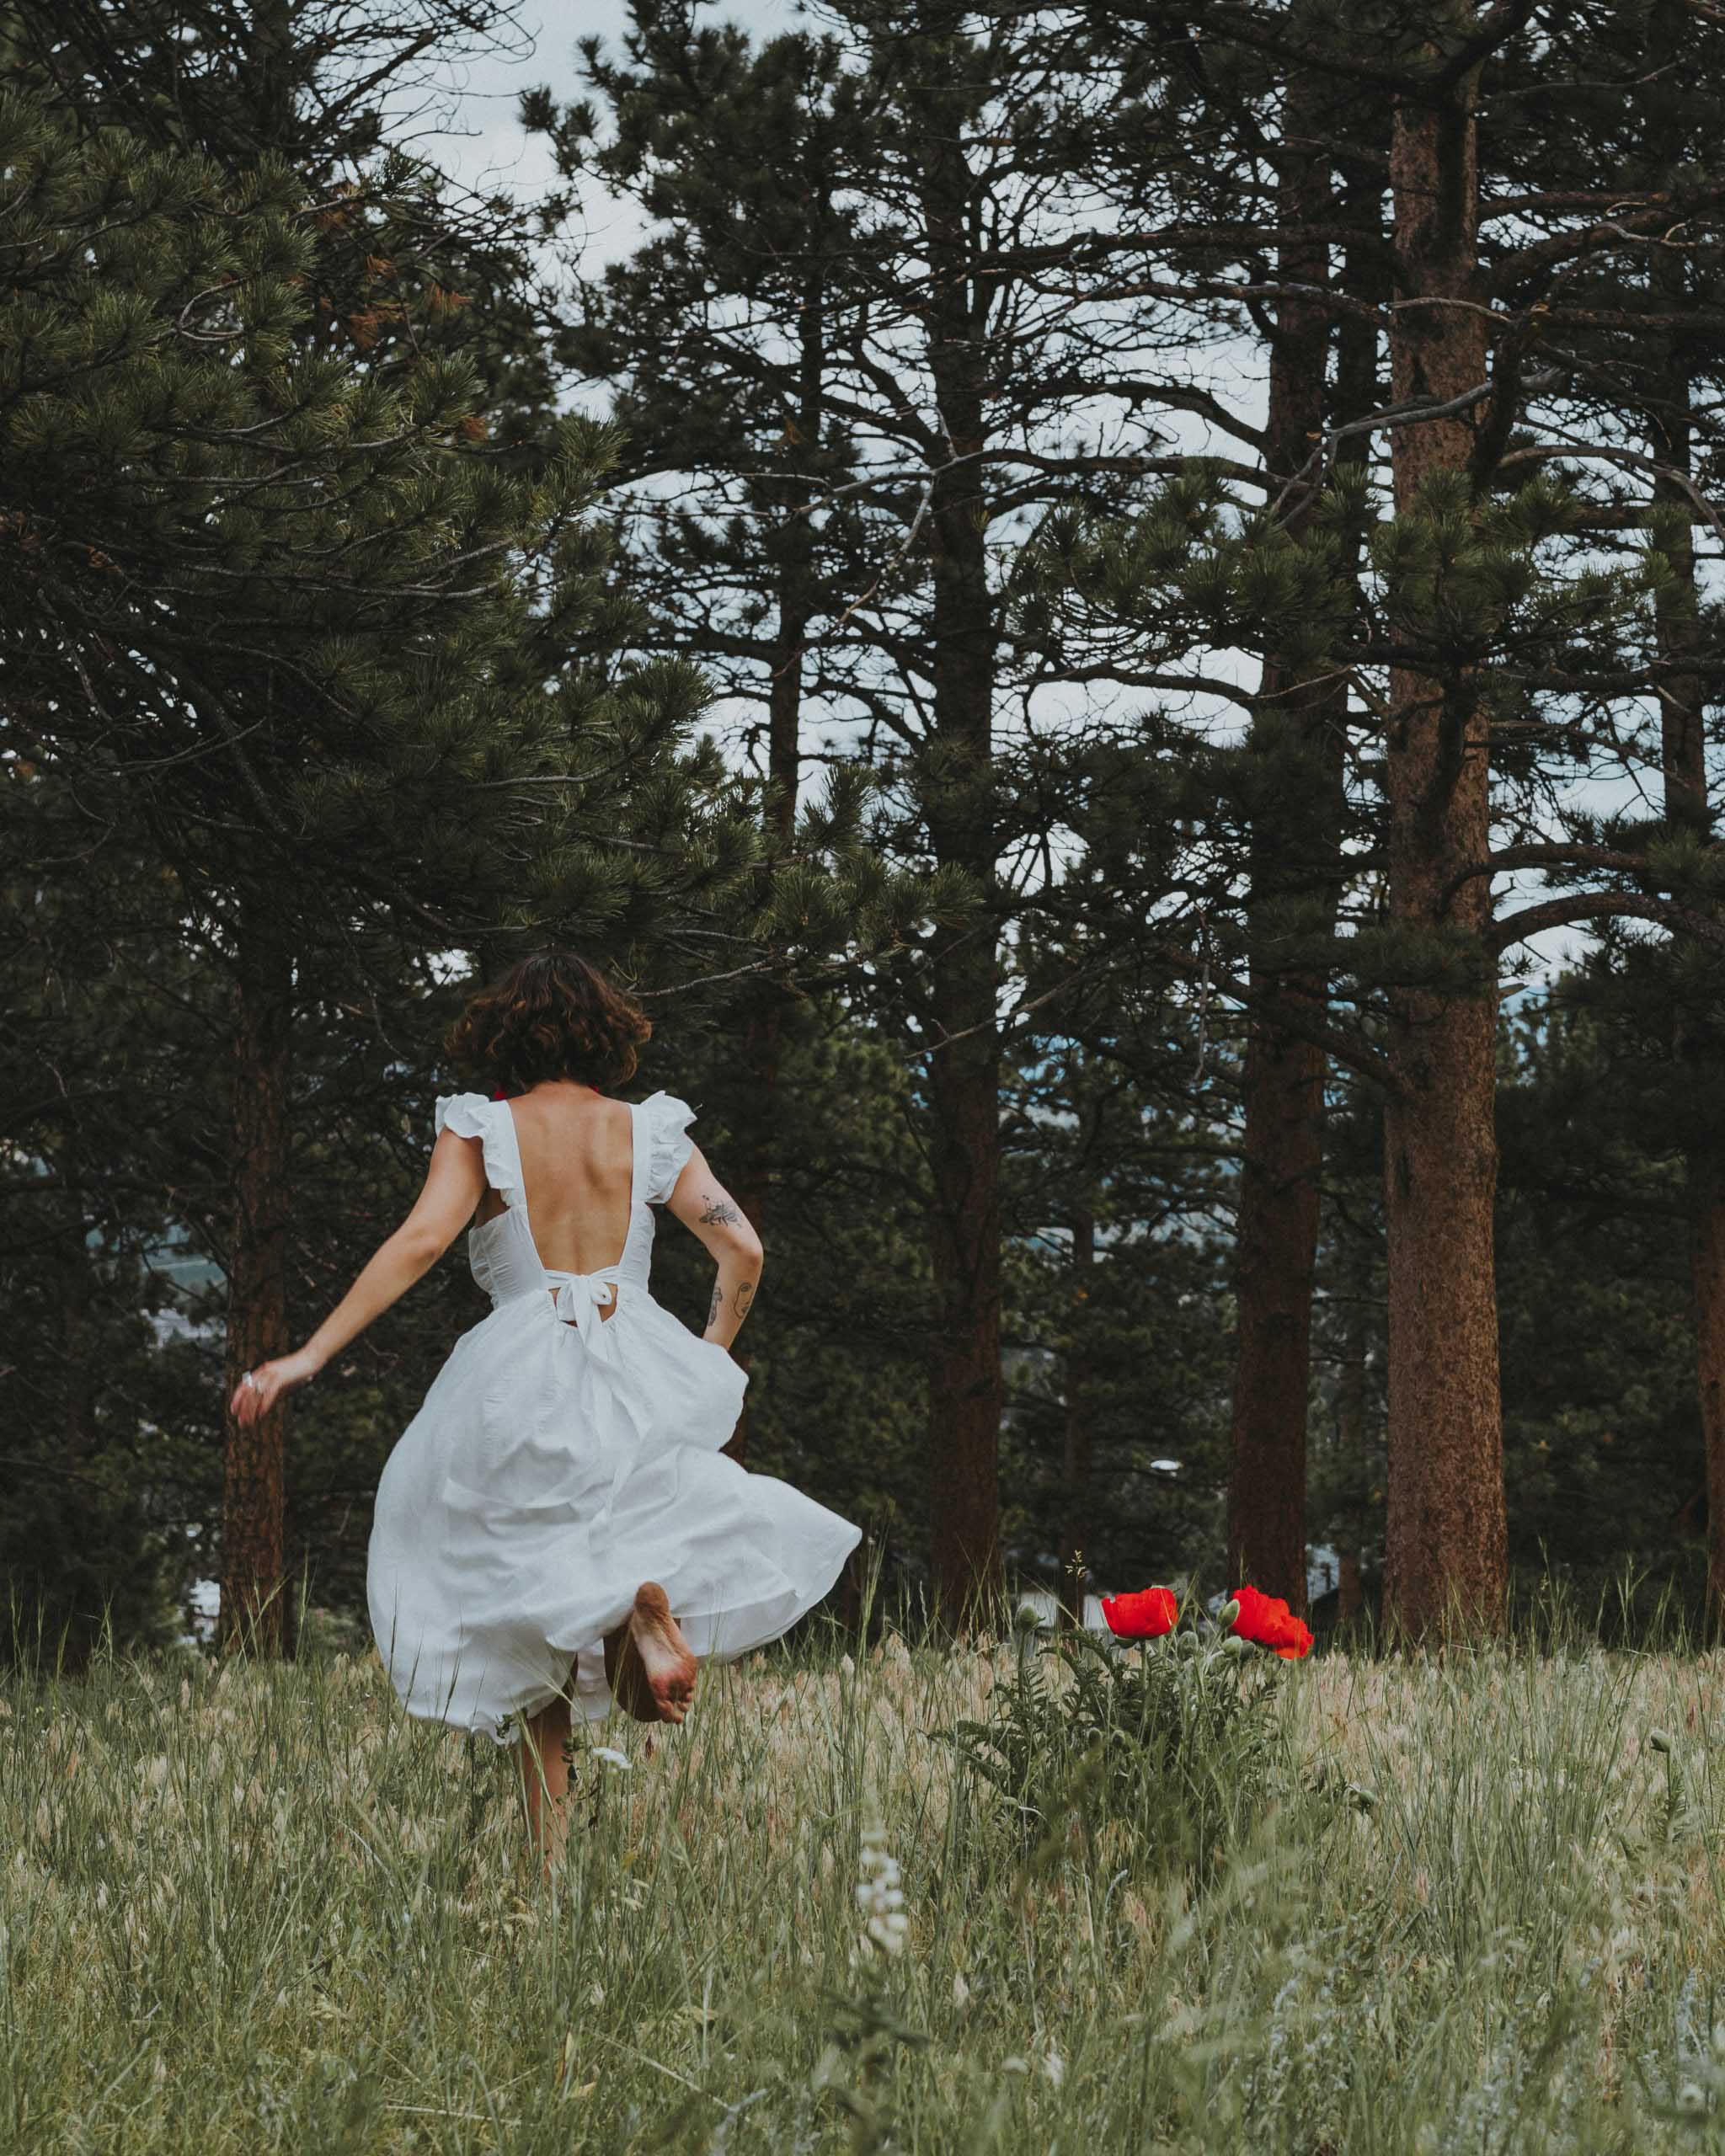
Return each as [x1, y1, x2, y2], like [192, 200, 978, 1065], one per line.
[230, 953, 862, 1867]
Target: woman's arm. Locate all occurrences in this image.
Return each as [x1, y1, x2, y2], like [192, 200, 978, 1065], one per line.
[229, 1128, 487, 1427]
[664, 1142, 763, 1350]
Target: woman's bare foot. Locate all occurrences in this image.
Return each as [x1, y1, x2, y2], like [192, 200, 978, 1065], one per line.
[606, 1582, 697, 1724]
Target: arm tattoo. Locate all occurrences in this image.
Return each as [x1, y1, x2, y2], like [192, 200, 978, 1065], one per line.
[708, 1281, 724, 1326]
[734, 1281, 756, 1319]
[699, 1193, 743, 1226]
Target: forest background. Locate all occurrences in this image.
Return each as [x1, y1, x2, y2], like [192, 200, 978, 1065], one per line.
[7, 0, 1725, 1666]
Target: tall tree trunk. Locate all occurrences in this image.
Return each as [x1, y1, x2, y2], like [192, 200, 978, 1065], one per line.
[1381, 34, 1509, 1639]
[1057, 1207, 1095, 1630]
[218, 899, 293, 1657]
[726, 274, 826, 1470]
[1657, 511, 1725, 1626]
[1635, 0, 1725, 1629]
[1225, 114, 1337, 1604]
[921, 126, 1004, 1626]
[1645, 204, 1725, 1628]
[51, 1193, 98, 1677]
[927, 932, 1003, 1625]
[1334, 1248, 1371, 1627]
[1227, 83, 1365, 1612]
[1692, 1161, 1725, 1630]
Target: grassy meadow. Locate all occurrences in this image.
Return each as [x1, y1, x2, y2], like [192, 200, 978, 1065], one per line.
[6, 1603, 1725, 2153]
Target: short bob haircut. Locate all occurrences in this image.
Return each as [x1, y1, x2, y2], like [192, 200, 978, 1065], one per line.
[446, 953, 652, 1097]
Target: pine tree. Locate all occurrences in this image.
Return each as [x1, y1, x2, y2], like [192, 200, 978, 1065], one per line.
[0, 59, 734, 1652]
[545, 0, 1220, 1620]
[1495, 0, 1725, 1625]
[1030, 0, 1725, 1637]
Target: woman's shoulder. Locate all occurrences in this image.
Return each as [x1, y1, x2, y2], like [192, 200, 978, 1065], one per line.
[432, 1091, 521, 1207]
[434, 1091, 499, 1141]
[633, 1091, 698, 1203]
[632, 1086, 695, 1119]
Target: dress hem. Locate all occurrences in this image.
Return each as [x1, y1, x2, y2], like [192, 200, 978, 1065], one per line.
[451, 1520, 865, 1748]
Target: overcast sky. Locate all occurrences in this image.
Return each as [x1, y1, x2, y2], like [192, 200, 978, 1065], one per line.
[415, 0, 801, 240]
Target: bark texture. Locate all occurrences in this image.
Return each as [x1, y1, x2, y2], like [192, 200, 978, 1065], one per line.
[1334, 1260, 1371, 1628]
[1651, 364, 1725, 1630]
[1636, 10, 1725, 1625]
[1692, 1160, 1725, 1630]
[218, 903, 293, 1657]
[920, 119, 1004, 1624]
[1226, 136, 1330, 1614]
[725, 275, 825, 1469]
[1381, 46, 1509, 1639]
[1227, 88, 1370, 1611]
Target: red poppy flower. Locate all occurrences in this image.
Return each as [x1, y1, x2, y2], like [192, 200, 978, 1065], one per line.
[1229, 1585, 1314, 1660]
[1100, 1586, 1180, 1640]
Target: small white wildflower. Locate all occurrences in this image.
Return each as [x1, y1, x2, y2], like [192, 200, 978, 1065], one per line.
[855, 1820, 909, 1956]
[1041, 2049, 1065, 2089]
[952, 1971, 971, 2008]
[1678, 2083, 1707, 2115]
[590, 1747, 632, 1770]
[1001, 2056, 1030, 2076]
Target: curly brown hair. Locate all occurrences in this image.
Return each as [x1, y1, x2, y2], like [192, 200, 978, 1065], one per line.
[445, 953, 652, 1097]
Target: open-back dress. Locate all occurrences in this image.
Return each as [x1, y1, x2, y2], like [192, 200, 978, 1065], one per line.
[366, 1089, 862, 1742]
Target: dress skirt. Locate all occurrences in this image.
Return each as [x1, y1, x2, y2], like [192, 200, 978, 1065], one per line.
[366, 1283, 863, 1742]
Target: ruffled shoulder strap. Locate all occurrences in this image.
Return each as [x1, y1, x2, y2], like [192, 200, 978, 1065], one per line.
[434, 1092, 522, 1209]
[638, 1090, 697, 1206]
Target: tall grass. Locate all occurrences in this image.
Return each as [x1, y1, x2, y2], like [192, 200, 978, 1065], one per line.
[5, 1593, 1725, 2151]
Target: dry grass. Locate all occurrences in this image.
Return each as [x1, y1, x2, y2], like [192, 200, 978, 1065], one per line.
[5, 1614, 1725, 2151]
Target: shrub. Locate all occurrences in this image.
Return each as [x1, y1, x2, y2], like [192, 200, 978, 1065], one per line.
[940, 1604, 1290, 1879]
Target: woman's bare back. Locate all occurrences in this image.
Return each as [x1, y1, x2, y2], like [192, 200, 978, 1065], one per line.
[474, 1083, 636, 1277]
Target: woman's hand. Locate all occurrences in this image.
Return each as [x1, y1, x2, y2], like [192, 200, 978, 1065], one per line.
[223, 1128, 485, 1428]
[230, 1348, 322, 1426]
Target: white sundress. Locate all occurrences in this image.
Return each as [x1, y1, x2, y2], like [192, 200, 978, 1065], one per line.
[366, 1088, 862, 1742]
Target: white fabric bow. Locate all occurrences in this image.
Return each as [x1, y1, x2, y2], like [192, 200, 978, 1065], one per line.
[547, 1269, 623, 1360]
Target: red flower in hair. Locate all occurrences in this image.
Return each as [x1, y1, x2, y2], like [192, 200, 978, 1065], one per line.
[1099, 1586, 1179, 1640]
[1229, 1585, 1313, 1660]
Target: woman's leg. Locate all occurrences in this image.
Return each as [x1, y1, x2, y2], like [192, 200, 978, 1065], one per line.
[517, 1683, 574, 1875]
